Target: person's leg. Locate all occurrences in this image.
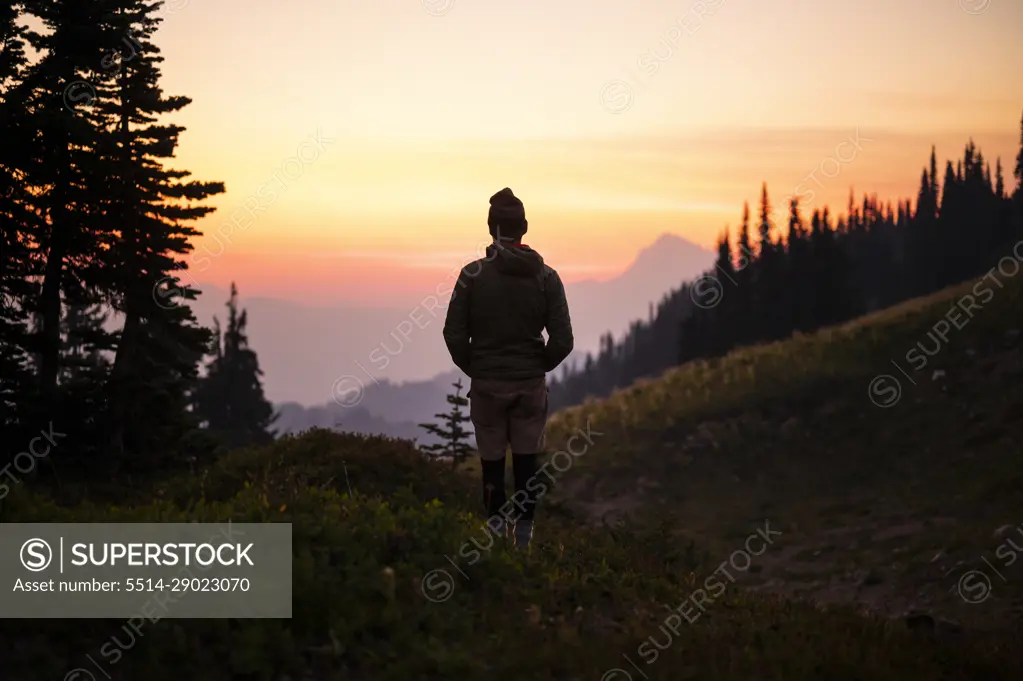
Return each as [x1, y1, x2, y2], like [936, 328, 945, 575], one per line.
[480, 458, 507, 523]
[508, 377, 549, 548]
[469, 380, 512, 536]
[511, 451, 538, 521]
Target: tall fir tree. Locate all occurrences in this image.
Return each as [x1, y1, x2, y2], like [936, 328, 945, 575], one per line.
[711, 228, 736, 348]
[0, 1, 232, 471]
[785, 196, 813, 332]
[1015, 109, 1023, 200]
[193, 283, 277, 449]
[15, 0, 122, 413]
[94, 1, 225, 459]
[754, 183, 788, 340]
[1013, 110, 1023, 238]
[733, 202, 754, 346]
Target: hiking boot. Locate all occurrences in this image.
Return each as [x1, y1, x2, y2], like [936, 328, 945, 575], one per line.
[513, 520, 534, 549]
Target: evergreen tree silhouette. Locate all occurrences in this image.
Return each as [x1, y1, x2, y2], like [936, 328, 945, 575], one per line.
[99, 1, 225, 458]
[733, 203, 755, 345]
[0, 1, 224, 470]
[785, 196, 813, 332]
[754, 183, 788, 340]
[11, 0, 127, 410]
[193, 284, 277, 449]
[417, 379, 475, 469]
[1015, 110, 1023, 198]
[711, 228, 736, 347]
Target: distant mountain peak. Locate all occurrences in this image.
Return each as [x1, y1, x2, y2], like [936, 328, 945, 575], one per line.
[624, 232, 714, 277]
[643, 231, 710, 253]
[649, 232, 687, 248]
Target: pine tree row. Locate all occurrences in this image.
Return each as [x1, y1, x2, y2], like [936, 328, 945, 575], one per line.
[550, 119, 1023, 410]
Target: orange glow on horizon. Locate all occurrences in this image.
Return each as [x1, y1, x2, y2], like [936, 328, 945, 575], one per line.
[141, 0, 1021, 305]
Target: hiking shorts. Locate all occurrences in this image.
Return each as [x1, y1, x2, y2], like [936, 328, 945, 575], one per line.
[468, 376, 548, 461]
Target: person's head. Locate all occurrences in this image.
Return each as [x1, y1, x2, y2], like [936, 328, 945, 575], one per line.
[488, 187, 527, 242]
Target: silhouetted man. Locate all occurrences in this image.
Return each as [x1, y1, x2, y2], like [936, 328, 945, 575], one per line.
[442, 187, 574, 549]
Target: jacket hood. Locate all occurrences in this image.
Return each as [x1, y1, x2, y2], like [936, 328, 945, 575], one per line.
[484, 242, 544, 277]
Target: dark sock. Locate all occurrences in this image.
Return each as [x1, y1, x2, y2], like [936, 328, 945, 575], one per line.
[512, 453, 538, 522]
[480, 457, 507, 519]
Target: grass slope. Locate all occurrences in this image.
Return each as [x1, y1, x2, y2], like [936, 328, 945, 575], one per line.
[3, 268, 1022, 680]
[545, 257, 1023, 631]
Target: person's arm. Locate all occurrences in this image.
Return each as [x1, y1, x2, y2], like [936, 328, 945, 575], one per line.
[443, 268, 472, 375]
[542, 269, 573, 372]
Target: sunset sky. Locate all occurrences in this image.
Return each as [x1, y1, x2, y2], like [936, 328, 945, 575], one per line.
[150, 0, 1022, 306]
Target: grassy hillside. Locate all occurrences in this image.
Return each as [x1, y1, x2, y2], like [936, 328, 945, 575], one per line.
[4, 269, 1022, 680]
[544, 258, 1023, 630]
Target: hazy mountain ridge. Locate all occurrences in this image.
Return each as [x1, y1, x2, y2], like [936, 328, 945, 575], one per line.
[271, 370, 468, 440]
[272, 401, 451, 445]
[188, 233, 714, 437]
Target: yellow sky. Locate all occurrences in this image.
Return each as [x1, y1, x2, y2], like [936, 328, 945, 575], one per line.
[150, 0, 1022, 305]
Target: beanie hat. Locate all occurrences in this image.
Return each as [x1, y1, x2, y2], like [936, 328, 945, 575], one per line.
[487, 187, 527, 240]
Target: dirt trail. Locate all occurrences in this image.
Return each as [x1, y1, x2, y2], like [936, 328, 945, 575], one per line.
[554, 471, 1023, 633]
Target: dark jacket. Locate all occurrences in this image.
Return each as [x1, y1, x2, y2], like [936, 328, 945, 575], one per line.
[443, 242, 573, 379]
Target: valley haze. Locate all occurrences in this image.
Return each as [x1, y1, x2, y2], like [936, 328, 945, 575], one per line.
[183, 233, 714, 433]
